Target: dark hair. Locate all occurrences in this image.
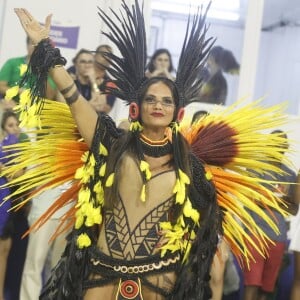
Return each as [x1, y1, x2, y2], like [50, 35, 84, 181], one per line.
[209, 46, 240, 74]
[271, 129, 289, 152]
[72, 49, 93, 64]
[95, 44, 112, 54]
[192, 110, 208, 124]
[221, 50, 240, 73]
[209, 46, 224, 65]
[147, 48, 174, 73]
[271, 129, 288, 142]
[271, 129, 285, 136]
[1, 110, 19, 131]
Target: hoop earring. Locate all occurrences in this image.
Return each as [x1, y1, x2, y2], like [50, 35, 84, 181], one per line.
[129, 102, 139, 121]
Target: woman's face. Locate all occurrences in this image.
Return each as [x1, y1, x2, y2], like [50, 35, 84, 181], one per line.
[4, 116, 20, 137]
[153, 53, 170, 71]
[75, 53, 94, 77]
[141, 81, 175, 131]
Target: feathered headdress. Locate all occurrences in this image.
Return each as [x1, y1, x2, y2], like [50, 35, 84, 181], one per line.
[175, 4, 214, 107]
[96, 1, 147, 103]
[97, 0, 214, 122]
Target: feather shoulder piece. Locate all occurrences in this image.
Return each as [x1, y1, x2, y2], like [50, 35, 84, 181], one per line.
[180, 100, 296, 266]
[1, 99, 87, 237]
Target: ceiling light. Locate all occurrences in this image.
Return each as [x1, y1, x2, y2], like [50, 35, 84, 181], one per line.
[151, 0, 240, 22]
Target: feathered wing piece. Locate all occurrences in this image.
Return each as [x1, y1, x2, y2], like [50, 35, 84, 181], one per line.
[1, 99, 86, 238]
[96, 0, 147, 102]
[175, 3, 215, 107]
[3, 98, 294, 258]
[181, 100, 295, 266]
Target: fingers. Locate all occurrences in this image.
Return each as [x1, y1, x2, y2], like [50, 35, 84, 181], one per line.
[22, 8, 34, 21]
[14, 8, 52, 28]
[14, 8, 52, 44]
[45, 14, 53, 32]
[14, 8, 33, 30]
[14, 8, 25, 25]
[14, 8, 31, 23]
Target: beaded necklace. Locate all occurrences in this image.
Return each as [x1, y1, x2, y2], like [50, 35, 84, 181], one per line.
[140, 133, 172, 157]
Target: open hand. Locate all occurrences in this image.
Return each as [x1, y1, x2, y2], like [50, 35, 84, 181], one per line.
[14, 8, 52, 45]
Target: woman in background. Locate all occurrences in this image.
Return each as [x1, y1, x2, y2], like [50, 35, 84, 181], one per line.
[198, 45, 239, 105]
[146, 48, 175, 80]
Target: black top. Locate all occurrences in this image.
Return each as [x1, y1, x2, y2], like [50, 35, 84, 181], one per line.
[74, 75, 116, 108]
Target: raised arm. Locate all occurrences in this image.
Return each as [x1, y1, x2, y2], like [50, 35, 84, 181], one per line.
[14, 8, 97, 148]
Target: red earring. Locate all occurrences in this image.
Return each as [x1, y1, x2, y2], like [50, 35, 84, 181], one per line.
[176, 107, 185, 122]
[129, 102, 139, 120]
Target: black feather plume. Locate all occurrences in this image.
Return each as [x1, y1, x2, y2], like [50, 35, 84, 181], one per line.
[175, 3, 215, 107]
[97, 0, 147, 103]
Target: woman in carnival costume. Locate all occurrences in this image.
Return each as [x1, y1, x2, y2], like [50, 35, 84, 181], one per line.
[4, 1, 294, 299]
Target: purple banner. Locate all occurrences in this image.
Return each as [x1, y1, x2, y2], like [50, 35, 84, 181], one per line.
[48, 25, 80, 49]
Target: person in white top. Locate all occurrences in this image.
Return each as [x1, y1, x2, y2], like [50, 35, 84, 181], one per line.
[19, 182, 72, 300]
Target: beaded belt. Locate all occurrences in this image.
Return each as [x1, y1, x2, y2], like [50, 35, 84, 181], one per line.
[90, 253, 180, 274]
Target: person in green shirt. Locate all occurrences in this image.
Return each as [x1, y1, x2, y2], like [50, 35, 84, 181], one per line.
[0, 36, 58, 110]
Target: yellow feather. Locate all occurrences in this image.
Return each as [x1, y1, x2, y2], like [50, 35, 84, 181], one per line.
[140, 184, 146, 202]
[4, 86, 19, 100]
[105, 173, 115, 187]
[19, 64, 28, 76]
[76, 233, 91, 249]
